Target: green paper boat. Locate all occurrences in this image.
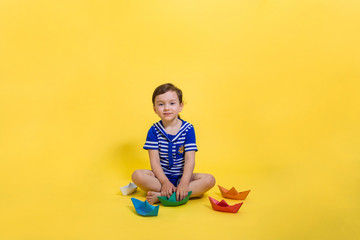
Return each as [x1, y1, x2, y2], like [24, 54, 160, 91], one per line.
[157, 191, 192, 206]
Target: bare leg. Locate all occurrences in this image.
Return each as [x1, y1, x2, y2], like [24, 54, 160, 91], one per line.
[188, 173, 216, 198]
[131, 170, 215, 204]
[144, 173, 215, 204]
[132, 169, 162, 204]
[131, 169, 161, 192]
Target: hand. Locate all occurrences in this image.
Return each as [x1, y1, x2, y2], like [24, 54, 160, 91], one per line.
[176, 182, 189, 202]
[160, 181, 176, 198]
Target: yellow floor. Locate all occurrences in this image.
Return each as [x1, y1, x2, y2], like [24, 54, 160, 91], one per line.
[1, 158, 359, 240]
[1, 0, 360, 239]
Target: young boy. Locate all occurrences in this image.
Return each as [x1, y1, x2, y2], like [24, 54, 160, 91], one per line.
[132, 83, 215, 204]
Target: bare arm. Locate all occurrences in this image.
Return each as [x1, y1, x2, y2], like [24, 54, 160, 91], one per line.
[180, 151, 195, 185]
[148, 149, 175, 197]
[176, 150, 195, 201]
[148, 149, 168, 184]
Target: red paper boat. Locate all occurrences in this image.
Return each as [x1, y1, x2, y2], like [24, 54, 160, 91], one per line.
[208, 197, 243, 213]
[218, 185, 250, 200]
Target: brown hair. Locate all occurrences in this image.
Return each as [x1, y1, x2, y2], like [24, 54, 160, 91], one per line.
[152, 83, 183, 105]
[152, 83, 183, 118]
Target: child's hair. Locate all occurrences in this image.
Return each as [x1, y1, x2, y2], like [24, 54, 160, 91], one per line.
[152, 83, 183, 119]
[152, 83, 183, 105]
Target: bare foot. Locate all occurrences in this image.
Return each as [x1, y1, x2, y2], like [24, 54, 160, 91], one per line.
[146, 191, 161, 205]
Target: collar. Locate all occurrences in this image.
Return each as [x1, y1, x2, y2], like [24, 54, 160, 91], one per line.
[153, 119, 190, 142]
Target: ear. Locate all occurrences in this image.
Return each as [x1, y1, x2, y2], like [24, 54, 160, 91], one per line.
[179, 103, 184, 112]
[153, 105, 157, 114]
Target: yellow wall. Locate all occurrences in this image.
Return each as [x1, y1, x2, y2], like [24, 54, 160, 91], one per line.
[1, 0, 359, 239]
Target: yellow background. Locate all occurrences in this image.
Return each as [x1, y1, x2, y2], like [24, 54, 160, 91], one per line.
[1, 0, 359, 239]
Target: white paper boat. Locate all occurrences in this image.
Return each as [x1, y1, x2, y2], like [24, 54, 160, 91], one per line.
[120, 182, 138, 195]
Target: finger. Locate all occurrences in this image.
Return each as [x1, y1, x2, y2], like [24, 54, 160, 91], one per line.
[182, 191, 187, 200]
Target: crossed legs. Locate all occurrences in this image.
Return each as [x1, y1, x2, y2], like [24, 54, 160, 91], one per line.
[131, 169, 216, 204]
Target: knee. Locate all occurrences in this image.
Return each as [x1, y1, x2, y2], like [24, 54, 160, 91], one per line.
[205, 174, 216, 189]
[131, 169, 144, 184]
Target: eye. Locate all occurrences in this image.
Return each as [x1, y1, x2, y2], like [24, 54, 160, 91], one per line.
[170, 102, 175, 105]
[159, 103, 163, 106]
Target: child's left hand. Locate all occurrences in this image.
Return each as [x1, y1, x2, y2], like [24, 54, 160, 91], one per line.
[176, 182, 189, 202]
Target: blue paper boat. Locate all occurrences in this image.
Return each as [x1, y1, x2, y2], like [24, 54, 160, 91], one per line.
[131, 198, 159, 216]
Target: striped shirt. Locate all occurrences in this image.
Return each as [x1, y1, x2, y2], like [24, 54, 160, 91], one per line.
[143, 119, 198, 177]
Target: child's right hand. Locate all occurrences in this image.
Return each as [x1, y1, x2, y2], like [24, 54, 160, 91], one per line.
[160, 181, 176, 198]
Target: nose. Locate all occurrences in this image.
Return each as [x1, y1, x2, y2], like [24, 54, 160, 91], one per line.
[164, 103, 170, 110]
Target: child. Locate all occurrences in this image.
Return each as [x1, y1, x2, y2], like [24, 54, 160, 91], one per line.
[132, 83, 215, 204]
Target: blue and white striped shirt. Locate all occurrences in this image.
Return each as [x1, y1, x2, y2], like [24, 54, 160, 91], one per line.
[143, 119, 198, 177]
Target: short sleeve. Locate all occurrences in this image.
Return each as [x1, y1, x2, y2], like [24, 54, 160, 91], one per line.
[184, 125, 198, 152]
[143, 126, 159, 150]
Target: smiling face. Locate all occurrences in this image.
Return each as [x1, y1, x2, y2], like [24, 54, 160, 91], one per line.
[153, 90, 183, 123]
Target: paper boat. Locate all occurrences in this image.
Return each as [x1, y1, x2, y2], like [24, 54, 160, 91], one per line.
[208, 197, 243, 213]
[157, 191, 192, 206]
[120, 182, 137, 195]
[218, 185, 250, 200]
[131, 198, 159, 216]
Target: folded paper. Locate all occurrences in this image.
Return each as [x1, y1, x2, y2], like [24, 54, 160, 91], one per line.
[120, 182, 137, 195]
[131, 198, 159, 216]
[157, 191, 192, 206]
[208, 197, 243, 213]
[218, 185, 250, 200]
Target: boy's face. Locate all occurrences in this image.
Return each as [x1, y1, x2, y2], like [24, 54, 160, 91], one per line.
[153, 91, 183, 122]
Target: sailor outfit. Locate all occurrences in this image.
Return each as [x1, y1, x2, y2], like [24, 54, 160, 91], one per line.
[143, 119, 198, 186]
